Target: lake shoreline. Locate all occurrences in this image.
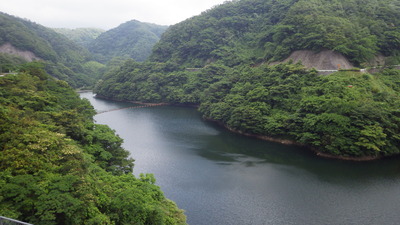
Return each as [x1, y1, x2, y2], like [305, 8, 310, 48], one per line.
[94, 93, 380, 162]
[94, 94, 199, 107]
[204, 118, 381, 162]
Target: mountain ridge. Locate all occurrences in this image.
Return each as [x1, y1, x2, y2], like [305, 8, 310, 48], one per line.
[0, 12, 97, 87]
[150, 0, 399, 68]
[89, 20, 168, 63]
[53, 27, 105, 48]
[95, 0, 400, 159]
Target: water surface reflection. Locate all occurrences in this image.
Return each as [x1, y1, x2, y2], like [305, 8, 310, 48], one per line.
[81, 92, 400, 225]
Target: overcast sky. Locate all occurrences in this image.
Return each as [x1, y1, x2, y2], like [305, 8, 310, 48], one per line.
[1, 0, 229, 29]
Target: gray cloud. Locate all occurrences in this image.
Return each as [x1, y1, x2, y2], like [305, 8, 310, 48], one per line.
[2, 0, 228, 29]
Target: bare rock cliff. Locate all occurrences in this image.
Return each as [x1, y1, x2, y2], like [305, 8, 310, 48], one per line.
[272, 50, 354, 70]
[0, 43, 41, 62]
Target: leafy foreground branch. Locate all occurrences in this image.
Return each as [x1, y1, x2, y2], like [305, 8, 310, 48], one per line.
[0, 63, 186, 224]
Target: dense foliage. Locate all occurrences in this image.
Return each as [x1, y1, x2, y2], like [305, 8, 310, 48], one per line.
[95, 60, 400, 158]
[0, 53, 27, 73]
[0, 63, 186, 224]
[200, 63, 400, 158]
[95, 0, 400, 159]
[53, 28, 105, 48]
[0, 12, 101, 88]
[89, 20, 168, 63]
[96, 60, 194, 103]
[151, 0, 400, 67]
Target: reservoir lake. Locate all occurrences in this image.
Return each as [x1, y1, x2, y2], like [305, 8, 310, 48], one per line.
[81, 92, 400, 225]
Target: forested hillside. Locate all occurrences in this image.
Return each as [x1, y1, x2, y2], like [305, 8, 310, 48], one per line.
[151, 0, 400, 67]
[89, 20, 168, 63]
[95, 0, 400, 159]
[199, 64, 400, 159]
[0, 63, 186, 224]
[0, 12, 102, 88]
[53, 27, 105, 48]
[95, 60, 400, 159]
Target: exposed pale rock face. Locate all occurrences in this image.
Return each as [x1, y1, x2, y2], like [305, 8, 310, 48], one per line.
[272, 50, 354, 70]
[0, 43, 41, 61]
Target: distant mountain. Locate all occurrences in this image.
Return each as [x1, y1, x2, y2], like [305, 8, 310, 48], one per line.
[88, 20, 168, 63]
[53, 27, 105, 48]
[0, 12, 101, 87]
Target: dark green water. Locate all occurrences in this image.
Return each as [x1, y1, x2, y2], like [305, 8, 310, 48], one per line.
[81, 92, 400, 225]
